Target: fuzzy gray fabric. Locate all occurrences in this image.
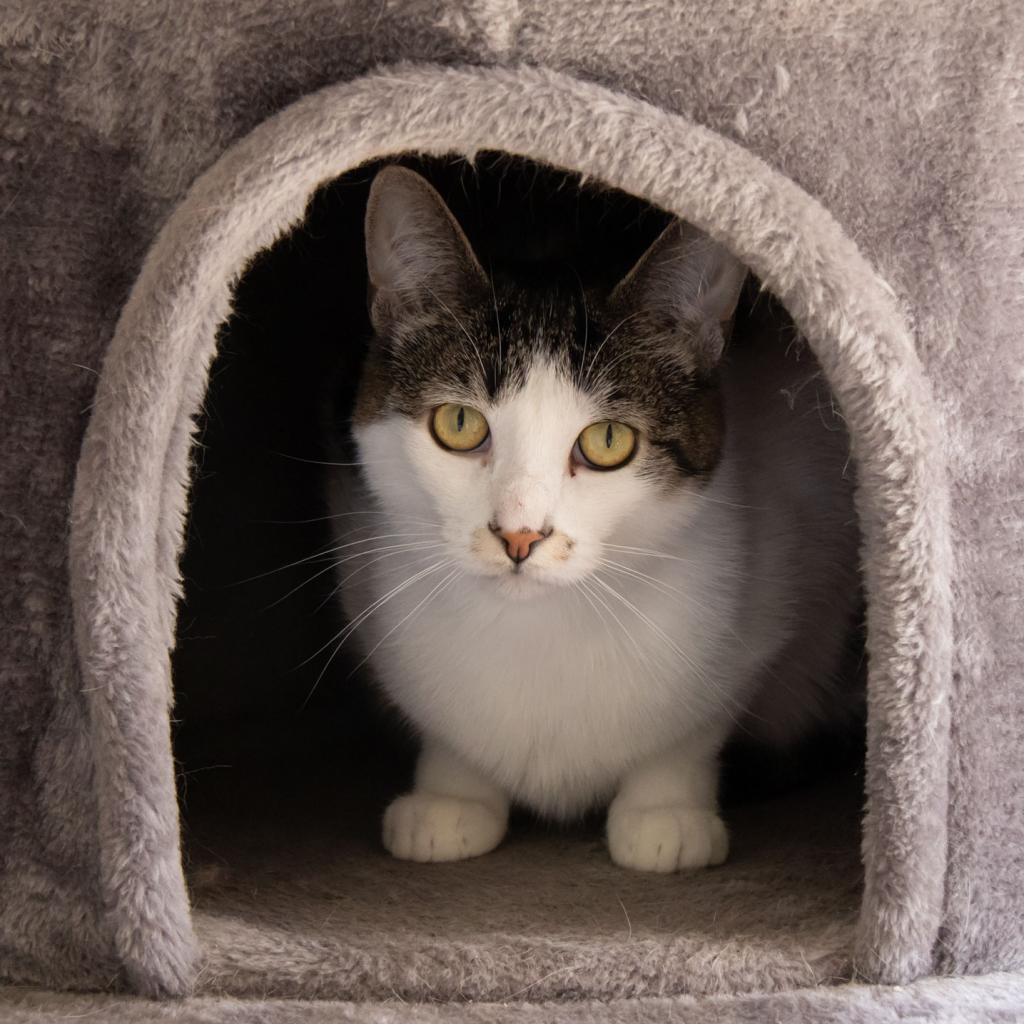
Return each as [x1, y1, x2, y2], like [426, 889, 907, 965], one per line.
[1, 0, 1022, 1018]
[180, 776, 861, 1002]
[5, 972, 1024, 1024]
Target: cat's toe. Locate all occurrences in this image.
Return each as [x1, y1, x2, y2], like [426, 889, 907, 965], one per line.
[382, 793, 506, 862]
[606, 804, 728, 873]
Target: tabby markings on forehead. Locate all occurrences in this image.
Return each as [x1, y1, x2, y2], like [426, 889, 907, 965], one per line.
[353, 282, 724, 483]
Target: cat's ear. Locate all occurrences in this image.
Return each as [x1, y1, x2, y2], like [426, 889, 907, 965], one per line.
[609, 221, 747, 370]
[364, 166, 487, 333]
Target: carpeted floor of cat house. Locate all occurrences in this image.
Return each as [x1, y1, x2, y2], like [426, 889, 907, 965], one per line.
[178, 746, 861, 1002]
[216, 791, 853, 1000]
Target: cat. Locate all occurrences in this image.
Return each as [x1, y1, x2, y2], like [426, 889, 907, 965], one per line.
[327, 164, 862, 872]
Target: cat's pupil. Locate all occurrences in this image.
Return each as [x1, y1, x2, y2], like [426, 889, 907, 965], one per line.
[605, 423, 613, 449]
[457, 407, 465, 432]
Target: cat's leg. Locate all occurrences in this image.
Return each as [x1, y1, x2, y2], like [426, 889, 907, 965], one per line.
[383, 738, 509, 863]
[607, 739, 728, 873]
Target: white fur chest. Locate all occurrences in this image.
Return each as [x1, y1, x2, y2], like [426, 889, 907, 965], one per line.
[346, 561, 736, 819]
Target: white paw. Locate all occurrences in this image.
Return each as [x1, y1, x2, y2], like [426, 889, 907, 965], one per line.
[607, 803, 729, 873]
[382, 792, 507, 863]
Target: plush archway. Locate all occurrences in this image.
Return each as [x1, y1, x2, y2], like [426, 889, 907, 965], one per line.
[69, 63, 950, 996]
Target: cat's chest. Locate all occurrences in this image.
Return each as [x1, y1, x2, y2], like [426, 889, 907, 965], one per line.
[355, 575, 718, 812]
[376, 589, 655, 710]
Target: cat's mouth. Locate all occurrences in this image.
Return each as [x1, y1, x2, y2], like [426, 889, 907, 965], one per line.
[463, 525, 580, 600]
[503, 561, 548, 587]
[471, 526, 576, 579]
[488, 565, 559, 601]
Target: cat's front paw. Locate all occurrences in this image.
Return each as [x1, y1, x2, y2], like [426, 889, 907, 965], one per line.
[382, 793, 507, 863]
[606, 802, 728, 873]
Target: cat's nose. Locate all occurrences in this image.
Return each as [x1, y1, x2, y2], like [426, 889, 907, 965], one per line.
[492, 526, 547, 564]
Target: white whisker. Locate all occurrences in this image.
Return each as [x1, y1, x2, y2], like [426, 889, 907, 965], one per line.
[266, 542, 446, 610]
[596, 558, 763, 684]
[297, 558, 453, 710]
[314, 548, 448, 612]
[598, 558, 682, 601]
[583, 310, 642, 388]
[346, 566, 463, 680]
[591, 572, 745, 725]
[603, 543, 779, 584]
[687, 492, 770, 511]
[490, 269, 504, 382]
[234, 532, 438, 584]
[270, 451, 400, 468]
[426, 285, 489, 385]
[254, 511, 442, 527]
[570, 266, 589, 381]
[578, 576, 650, 667]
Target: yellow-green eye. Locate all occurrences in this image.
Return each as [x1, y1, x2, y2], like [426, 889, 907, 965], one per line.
[431, 403, 490, 452]
[577, 421, 637, 469]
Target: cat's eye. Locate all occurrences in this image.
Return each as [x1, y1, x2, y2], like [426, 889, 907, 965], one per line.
[576, 421, 637, 470]
[431, 403, 490, 452]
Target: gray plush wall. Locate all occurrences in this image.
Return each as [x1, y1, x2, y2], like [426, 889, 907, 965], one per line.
[1, 0, 1021, 997]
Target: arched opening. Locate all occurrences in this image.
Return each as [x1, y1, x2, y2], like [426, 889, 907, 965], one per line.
[172, 153, 866, 1000]
[69, 65, 950, 997]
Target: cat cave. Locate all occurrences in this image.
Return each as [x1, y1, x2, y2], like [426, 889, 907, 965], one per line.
[3, 4, 1022, 1022]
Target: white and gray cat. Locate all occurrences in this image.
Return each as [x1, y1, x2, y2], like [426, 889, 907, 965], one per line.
[329, 165, 861, 872]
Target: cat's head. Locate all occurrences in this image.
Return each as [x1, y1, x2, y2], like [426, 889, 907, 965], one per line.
[350, 166, 746, 598]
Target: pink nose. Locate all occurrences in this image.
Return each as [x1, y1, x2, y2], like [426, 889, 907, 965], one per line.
[496, 528, 546, 564]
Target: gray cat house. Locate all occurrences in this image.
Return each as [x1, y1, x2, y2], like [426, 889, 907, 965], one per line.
[2, 3, 1022, 1021]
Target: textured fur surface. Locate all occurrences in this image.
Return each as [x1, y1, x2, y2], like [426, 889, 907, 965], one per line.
[6, 972, 1024, 1023]
[176, 773, 864, 1002]
[0, 0, 1021, 1009]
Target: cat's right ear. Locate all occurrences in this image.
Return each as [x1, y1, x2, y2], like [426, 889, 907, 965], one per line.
[609, 221, 747, 371]
[364, 166, 488, 335]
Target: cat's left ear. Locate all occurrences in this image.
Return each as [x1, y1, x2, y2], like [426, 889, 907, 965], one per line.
[609, 221, 747, 370]
[364, 166, 488, 335]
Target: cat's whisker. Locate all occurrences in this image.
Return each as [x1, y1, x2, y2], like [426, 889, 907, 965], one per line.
[270, 451, 401, 468]
[685, 492, 771, 511]
[571, 579, 609, 639]
[489, 269, 504, 381]
[583, 343, 647, 387]
[253, 511, 442, 527]
[571, 579, 605, 632]
[331, 540, 444, 566]
[597, 558, 682, 601]
[603, 544, 692, 562]
[314, 547, 449, 612]
[426, 285, 489, 386]
[577, 576, 651, 668]
[602, 544, 779, 584]
[297, 559, 454, 709]
[302, 558, 453, 666]
[591, 572, 745, 725]
[582, 310, 642, 389]
[266, 542, 447, 610]
[598, 558, 759, 659]
[330, 519, 441, 541]
[232, 532, 438, 584]
[600, 556, 716, 611]
[601, 543, 719, 570]
[570, 266, 589, 383]
[345, 566, 463, 681]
